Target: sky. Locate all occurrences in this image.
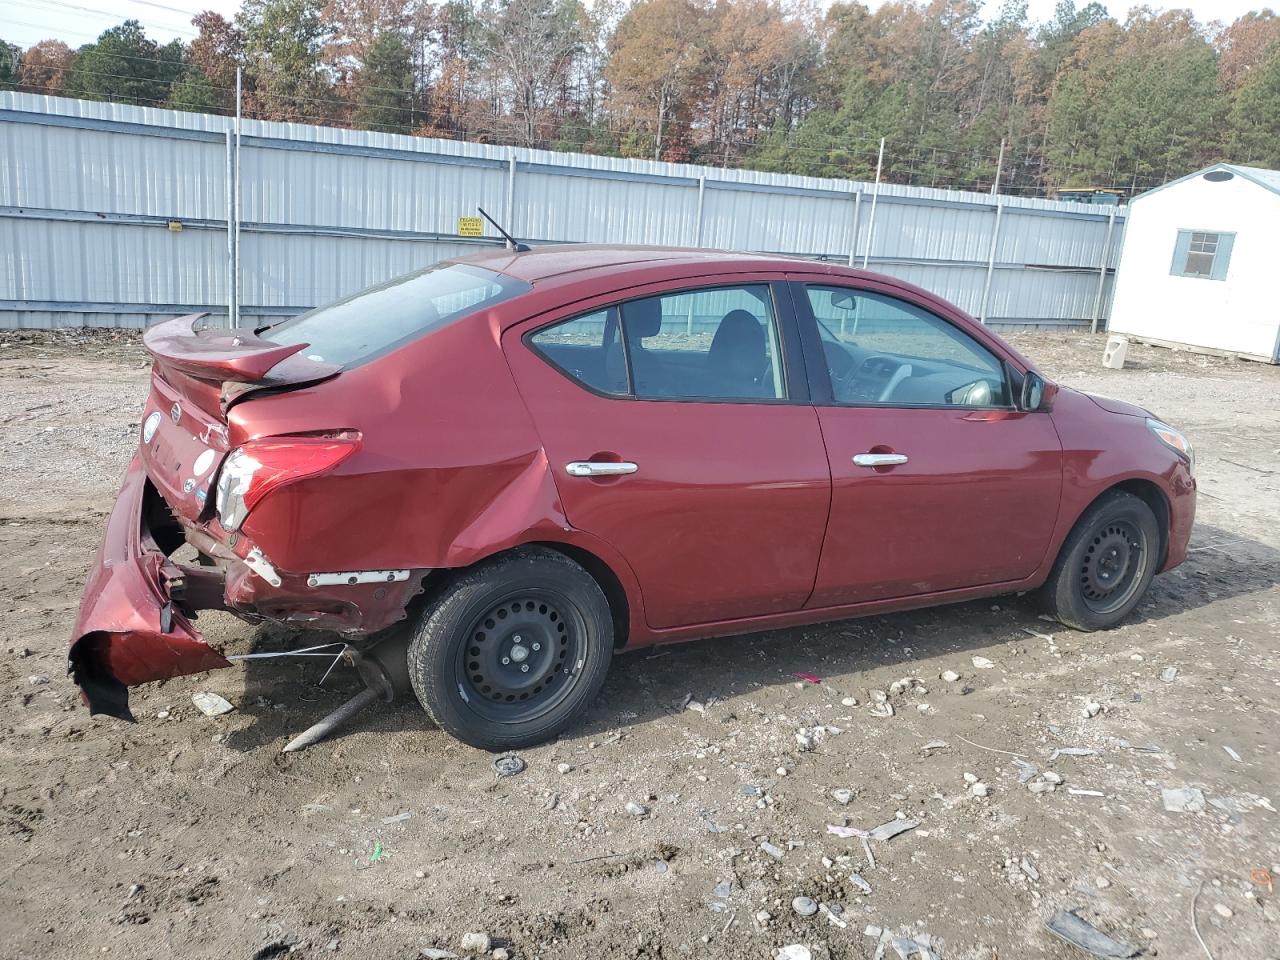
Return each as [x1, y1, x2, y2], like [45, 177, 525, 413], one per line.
[0, 0, 1274, 51]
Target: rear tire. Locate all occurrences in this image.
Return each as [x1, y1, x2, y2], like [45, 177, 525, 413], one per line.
[1039, 490, 1160, 631]
[408, 547, 613, 750]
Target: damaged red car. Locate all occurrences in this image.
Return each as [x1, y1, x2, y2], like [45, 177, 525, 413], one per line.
[70, 245, 1196, 750]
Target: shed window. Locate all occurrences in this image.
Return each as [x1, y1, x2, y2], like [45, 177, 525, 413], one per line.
[1171, 230, 1234, 280]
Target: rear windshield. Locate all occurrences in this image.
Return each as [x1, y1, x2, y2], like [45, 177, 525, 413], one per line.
[260, 262, 528, 366]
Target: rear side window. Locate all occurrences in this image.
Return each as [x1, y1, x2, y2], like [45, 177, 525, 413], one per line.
[528, 284, 785, 401]
[528, 307, 624, 395]
[261, 263, 528, 366]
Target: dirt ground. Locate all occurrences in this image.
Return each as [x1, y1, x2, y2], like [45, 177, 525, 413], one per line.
[1, 329, 1277, 960]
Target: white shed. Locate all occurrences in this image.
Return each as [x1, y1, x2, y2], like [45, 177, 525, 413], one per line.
[1109, 163, 1280, 363]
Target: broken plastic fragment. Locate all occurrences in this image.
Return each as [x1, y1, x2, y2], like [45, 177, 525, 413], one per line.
[868, 818, 919, 842]
[1162, 786, 1206, 813]
[1044, 909, 1137, 958]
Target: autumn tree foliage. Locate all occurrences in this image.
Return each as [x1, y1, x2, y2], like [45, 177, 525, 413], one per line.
[11, 0, 1280, 195]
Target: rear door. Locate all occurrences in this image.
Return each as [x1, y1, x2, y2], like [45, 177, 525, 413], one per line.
[790, 279, 1063, 607]
[504, 276, 831, 630]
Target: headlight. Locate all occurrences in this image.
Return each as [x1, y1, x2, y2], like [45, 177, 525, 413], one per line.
[1147, 418, 1194, 473]
[214, 448, 261, 532]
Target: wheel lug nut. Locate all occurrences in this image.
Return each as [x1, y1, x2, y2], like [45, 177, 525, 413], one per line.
[521, 664, 529, 673]
[513, 634, 522, 643]
[502, 657, 510, 665]
[532, 643, 540, 651]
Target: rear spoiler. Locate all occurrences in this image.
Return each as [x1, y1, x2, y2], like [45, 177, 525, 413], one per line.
[143, 314, 340, 408]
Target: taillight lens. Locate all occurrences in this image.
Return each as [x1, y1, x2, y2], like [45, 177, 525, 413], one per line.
[215, 434, 360, 531]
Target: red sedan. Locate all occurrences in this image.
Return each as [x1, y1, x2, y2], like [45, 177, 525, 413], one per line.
[69, 246, 1196, 749]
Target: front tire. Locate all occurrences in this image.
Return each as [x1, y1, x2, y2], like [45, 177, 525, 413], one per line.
[408, 547, 614, 750]
[1039, 490, 1160, 631]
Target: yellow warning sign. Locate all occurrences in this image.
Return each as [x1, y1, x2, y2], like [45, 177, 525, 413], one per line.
[457, 216, 484, 237]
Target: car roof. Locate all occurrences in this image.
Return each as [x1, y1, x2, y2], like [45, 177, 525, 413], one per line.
[455, 244, 813, 283]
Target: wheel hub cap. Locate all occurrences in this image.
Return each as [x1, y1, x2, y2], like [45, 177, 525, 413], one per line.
[1080, 521, 1145, 613]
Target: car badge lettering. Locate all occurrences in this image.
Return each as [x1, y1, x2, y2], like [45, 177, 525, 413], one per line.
[170, 402, 182, 423]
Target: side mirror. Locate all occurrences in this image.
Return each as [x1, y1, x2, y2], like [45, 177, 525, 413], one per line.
[1020, 372, 1056, 411]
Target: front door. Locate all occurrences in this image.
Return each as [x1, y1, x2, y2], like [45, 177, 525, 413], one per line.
[792, 280, 1063, 607]
[504, 278, 831, 629]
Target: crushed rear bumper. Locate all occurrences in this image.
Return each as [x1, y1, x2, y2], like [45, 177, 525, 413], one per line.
[68, 455, 231, 721]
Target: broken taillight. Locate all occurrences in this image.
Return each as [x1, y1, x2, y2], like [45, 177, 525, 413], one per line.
[214, 433, 360, 532]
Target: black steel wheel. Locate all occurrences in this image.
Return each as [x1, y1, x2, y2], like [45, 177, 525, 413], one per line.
[408, 547, 613, 750]
[1040, 490, 1161, 631]
[455, 591, 586, 724]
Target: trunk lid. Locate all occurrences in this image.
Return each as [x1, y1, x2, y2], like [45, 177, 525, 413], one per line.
[139, 314, 339, 522]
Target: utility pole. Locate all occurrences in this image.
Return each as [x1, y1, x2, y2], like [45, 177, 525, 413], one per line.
[991, 138, 1005, 196]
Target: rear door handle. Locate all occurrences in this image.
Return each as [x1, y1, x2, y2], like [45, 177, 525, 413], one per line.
[853, 453, 909, 468]
[566, 461, 638, 477]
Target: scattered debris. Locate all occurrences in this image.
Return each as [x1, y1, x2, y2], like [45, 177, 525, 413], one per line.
[1162, 787, 1207, 813]
[1029, 781, 1056, 794]
[868, 818, 920, 842]
[370, 841, 385, 862]
[848, 873, 872, 895]
[420, 949, 458, 959]
[1250, 868, 1273, 893]
[1161, 666, 1179, 683]
[1015, 759, 1039, 783]
[381, 811, 413, 825]
[826, 824, 867, 840]
[1069, 789, 1105, 798]
[869, 701, 895, 718]
[459, 932, 491, 953]
[713, 880, 732, 899]
[773, 945, 811, 960]
[793, 673, 821, 684]
[625, 801, 648, 817]
[1050, 747, 1098, 761]
[28, 675, 49, 686]
[840, 696, 858, 707]
[1021, 857, 1040, 881]
[861, 837, 876, 870]
[556, 763, 573, 774]
[820, 902, 849, 928]
[1223, 745, 1242, 763]
[831, 788, 853, 805]
[792, 896, 818, 917]
[760, 841, 786, 860]
[493, 756, 525, 778]
[1082, 701, 1102, 719]
[941, 670, 960, 682]
[1043, 771, 1064, 785]
[1044, 909, 1138, 958]
[971, 656, 995, 669]
[922, 740, 949, 752]
[191, 692, 234, 717]
[1213, 904, 1232, 919]
[970, 782, 991, 798]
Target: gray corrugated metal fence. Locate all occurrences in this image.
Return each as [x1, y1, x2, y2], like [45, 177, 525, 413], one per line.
[0, 92, 1125, 330]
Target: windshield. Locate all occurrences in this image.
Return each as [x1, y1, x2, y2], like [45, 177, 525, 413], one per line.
[260, 262, 528, 366]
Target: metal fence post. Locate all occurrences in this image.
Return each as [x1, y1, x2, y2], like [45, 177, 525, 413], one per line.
[979, 201, 1003, 325]
[1091, 207, 1118, 334]
[694, 175, 706, 247]
[225, 127, 235, 328]
[847, 190, 861, 267]
[506, 151, 517, 231]
[861, 138, 885, 270]
[233, 66, 242, 328]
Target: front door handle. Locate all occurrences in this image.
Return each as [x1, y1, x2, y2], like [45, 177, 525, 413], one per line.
[566, 461, 638, 477]
[853, 453, 909, 468]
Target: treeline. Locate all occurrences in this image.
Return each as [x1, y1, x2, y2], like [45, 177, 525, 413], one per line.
[4, 1, 1280, 197]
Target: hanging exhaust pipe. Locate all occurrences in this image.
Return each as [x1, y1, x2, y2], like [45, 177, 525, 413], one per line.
[281, 629, 412, 753]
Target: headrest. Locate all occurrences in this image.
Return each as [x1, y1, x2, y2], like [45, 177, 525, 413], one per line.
[623, 297, 664, 338]
[713, 310, 765, 350]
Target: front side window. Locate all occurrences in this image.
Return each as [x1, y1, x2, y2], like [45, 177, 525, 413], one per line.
[261, 262, 528, 367]
[529, 284, 786, 401]
[806, 285, 1009, 407]
[1171, 229, 1234, 280]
